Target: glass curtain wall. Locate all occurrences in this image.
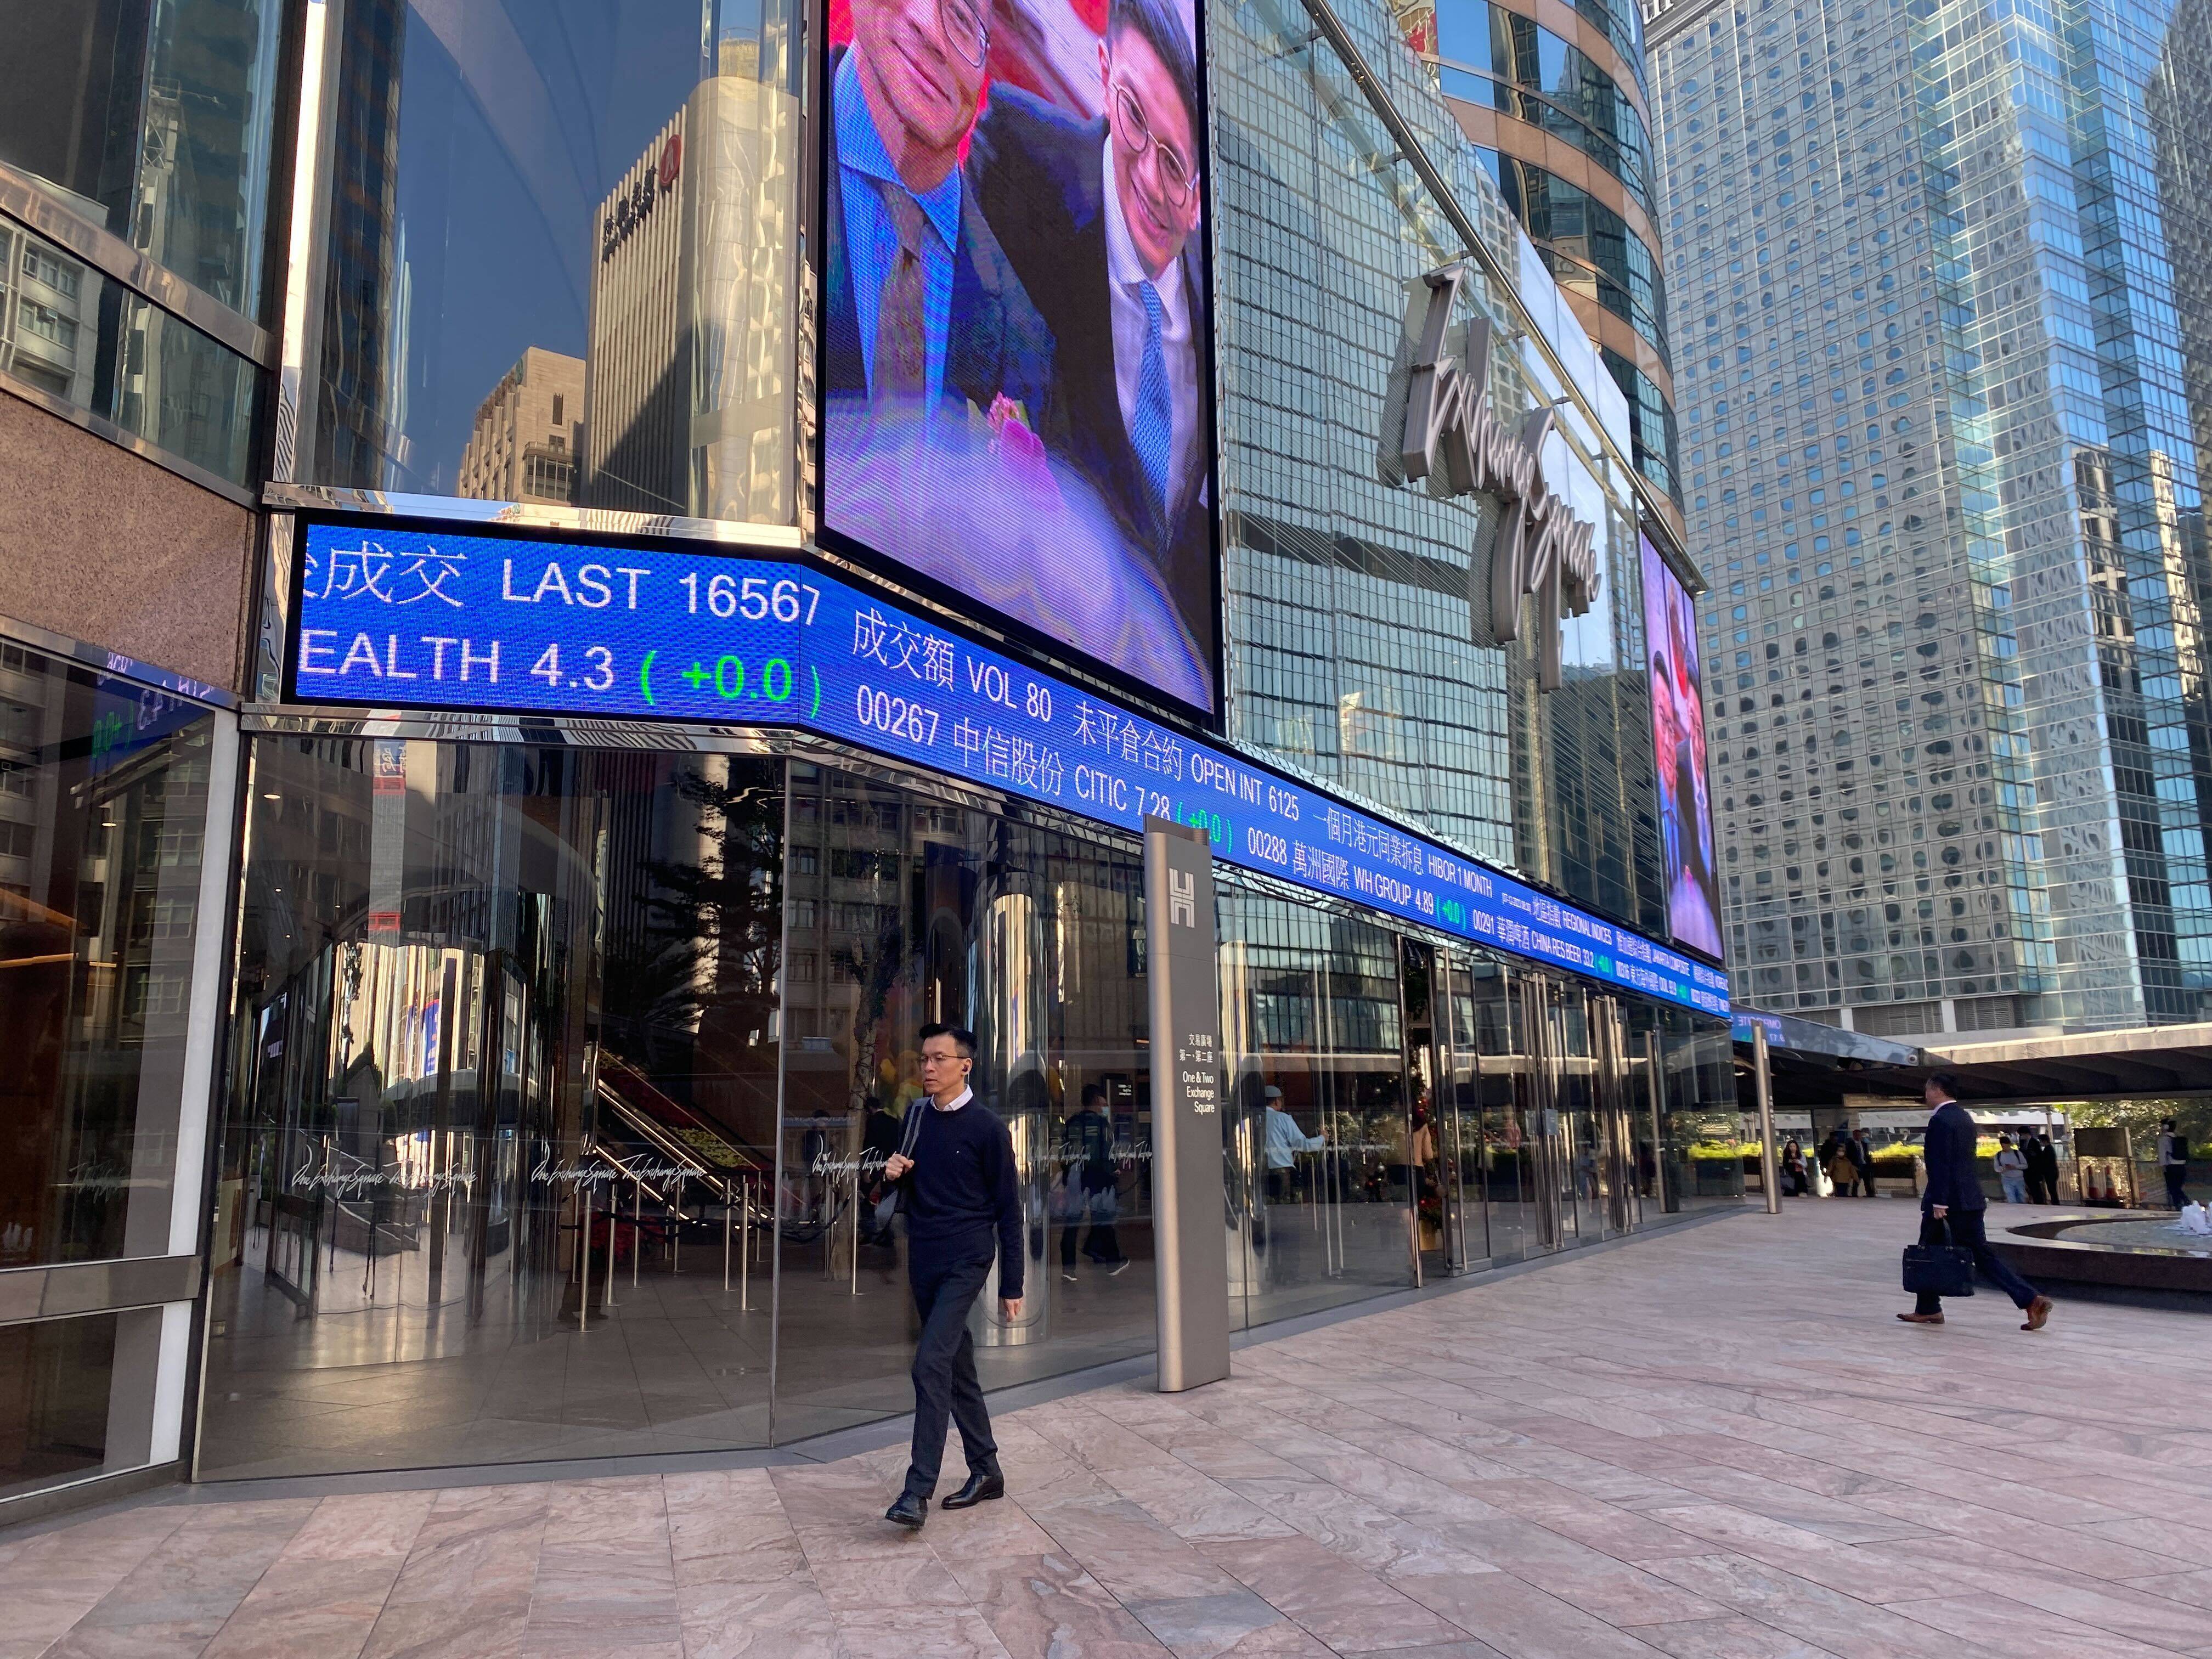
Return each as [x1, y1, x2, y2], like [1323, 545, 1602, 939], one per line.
[1218, 882, 1415, 1326]
[304, 0, 799, 521]
[0, 636, 222, 1501]
[1659, 1014, 1745, 1211]
[0, 0, 286, 316]
[774, 765, 1156, 1443]
[201, 738, 785, 1479]
[2, 642, 218, 1272]
[202, 735, 1739, 1479]
[203, 747, 1163, 1477]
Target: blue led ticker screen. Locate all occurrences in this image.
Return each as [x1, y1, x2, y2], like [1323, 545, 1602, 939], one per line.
[292, 523, 1726, 1016]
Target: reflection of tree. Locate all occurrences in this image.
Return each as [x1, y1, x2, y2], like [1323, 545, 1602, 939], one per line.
[600, 765, 783, 1084]
[833, 916, 906, 1121]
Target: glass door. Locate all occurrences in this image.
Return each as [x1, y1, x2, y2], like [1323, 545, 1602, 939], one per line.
[1400, 940, 1441, 1283]
[1432, 951, 1488, 1273]
[1515, 973, 1568, 1255]
[1534, 978, 1581, 1248]
[1589, 996, 1640, 1238]
[1466, 963, 1528, 1263]
[1593, 995, 1645, 1238]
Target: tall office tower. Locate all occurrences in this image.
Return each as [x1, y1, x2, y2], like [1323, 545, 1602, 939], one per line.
[455, 348, 585, 507]
[580, 35, 800, 521]
[1393, 0, 1681, 513]
[313, 0, 406, 488]
[1645, 0, 2212, 1037]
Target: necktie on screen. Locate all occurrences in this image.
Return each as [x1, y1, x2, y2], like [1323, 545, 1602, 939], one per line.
[1133, 279, 1172, 523]
[875, 184, 929, 408]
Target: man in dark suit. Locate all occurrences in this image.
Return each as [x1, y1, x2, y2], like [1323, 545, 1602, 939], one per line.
[821, 0, 1056, 433]
[967, 0, 1212, 652]
[2025, 1131, 2061, 1204]
[1901, 1072, 2053, 1330]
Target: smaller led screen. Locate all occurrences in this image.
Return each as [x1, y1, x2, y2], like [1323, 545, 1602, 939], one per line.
[1641, 534, 1722, 960]
[289, 522, 1728, 1015]
[818, 0, 1217, 713]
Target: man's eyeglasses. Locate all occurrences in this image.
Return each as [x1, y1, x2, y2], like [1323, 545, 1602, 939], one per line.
[940, 0, 989, 68]
[1114, 81, 1198, 209]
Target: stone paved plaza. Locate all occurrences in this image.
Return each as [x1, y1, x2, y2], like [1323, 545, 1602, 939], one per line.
[13, 1198, 2212, 1657]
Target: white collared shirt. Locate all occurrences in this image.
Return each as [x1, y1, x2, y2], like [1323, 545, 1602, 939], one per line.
[932, 1085, 973, 1113]
[1101, 135, 1199, 518]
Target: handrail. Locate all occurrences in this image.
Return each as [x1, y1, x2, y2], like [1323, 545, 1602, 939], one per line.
[597, 1054, 771, 1175]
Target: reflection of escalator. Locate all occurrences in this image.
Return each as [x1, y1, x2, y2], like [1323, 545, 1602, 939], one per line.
[594, 1052, 770, 1182]
[582, 1053, 774, 1290]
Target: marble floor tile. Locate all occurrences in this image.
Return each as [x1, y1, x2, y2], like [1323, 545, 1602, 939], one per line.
[676, 1577, 840, 1659]
[2074, 1515, 2212, 1569]
[29, 1205, 2212, 1659]
[1392, 1569, 1673, 1658]
[1021, 1493, 1249, 1602]
[1633, 1616, 1844, 1658]
[1457, 1481, 1709, 1565]
[1638, 1553, 2007, 1659]
[947, 1550, 1170, 1657]
[1202, 1534, 1469, 1648]
[1103, 1463, 1300, 1545]
[828, 1604, 1015, 1658]
[1883, 1593, 2177, 1659]
[1119, 1589, 1288, 1659]
[200, 1556, 400, 1658]
[242, 1491, 433, 1566]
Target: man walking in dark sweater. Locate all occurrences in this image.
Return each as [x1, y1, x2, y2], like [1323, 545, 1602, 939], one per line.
[882, 1023, 1024, 1528]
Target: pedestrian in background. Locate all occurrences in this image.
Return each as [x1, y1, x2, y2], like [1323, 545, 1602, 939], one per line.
[2026, 1132, 2061, 1204]
[1849, 1127, 1877, 1197]
[1994, 1135, 2028, 1204]
[2159, 1118, 2191, 1210]
[1900, 1073, 2052, 1331]
[1826, 1137, 1858, 1200]
[1058, 1084, 1126, 1279]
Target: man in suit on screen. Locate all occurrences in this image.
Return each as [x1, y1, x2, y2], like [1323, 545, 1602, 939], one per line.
[822, 0, 1056, 431]
[968, 0, 1211, 649]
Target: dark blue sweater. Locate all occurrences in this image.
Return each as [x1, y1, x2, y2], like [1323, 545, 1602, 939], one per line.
[902, 1100, 1024, 1297]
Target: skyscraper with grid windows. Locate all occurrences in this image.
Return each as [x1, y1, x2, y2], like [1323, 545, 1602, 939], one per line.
[1645, 0, 2212, 1037]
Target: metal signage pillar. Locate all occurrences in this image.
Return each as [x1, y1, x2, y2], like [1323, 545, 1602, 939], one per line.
[1752, 1023, 1780, 1215]
[1144, 817, 1231, 1392]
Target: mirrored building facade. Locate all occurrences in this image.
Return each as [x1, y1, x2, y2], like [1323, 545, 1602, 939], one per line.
[0, 0, 1732, 1505]
[1647, 0, 2212, 1037]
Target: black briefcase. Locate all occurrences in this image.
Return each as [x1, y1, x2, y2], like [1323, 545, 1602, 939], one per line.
[1901, 1218, 1975, 1298]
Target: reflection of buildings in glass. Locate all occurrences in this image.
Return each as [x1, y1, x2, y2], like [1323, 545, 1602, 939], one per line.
[456, 348, 585, 506]
[583, 112, 689, 514]
[1651, 0, 2212, 1033]
[0, 642, 53, 906]
[132, 0, 285, 314]
[1391, 0, 1678, 504]
[0, 226, 95, 408]
[314, 0, 407, 489]
[580, 43, 797, 521]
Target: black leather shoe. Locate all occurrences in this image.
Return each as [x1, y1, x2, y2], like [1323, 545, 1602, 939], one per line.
[884, 1492, 928, 1528]
[940, 1468, 1005, 1510]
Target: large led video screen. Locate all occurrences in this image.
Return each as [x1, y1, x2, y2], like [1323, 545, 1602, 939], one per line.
[819, 0, 1217, 713]
[1642, 534, 1722, 960]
